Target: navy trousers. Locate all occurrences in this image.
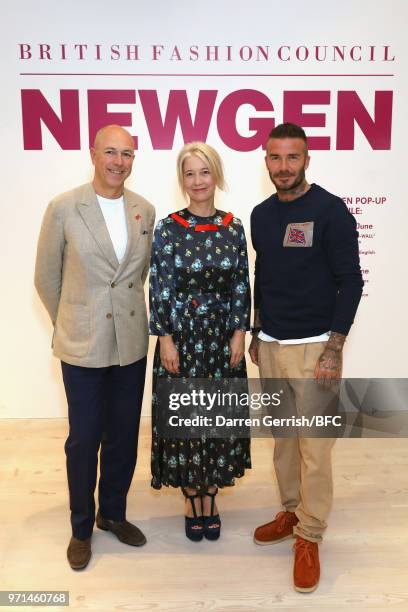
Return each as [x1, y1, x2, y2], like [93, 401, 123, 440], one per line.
[61, 357, 147, 540]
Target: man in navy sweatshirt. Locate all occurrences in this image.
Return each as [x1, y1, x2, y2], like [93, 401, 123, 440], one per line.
[249, 123, 363, 593]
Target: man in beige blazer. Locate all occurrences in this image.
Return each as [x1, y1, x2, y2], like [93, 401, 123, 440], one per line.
[35, 125, 155, 570]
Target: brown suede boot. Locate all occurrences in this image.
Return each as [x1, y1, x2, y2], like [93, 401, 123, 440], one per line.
[254, 511, 298, 545]
[67, 536, 92, 570]
[293, 536, 320, 593]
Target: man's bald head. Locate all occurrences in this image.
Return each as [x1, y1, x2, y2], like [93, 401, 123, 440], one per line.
[93, 125, 135, 151]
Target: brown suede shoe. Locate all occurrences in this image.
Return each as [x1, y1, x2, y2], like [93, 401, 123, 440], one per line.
[254, 511, 299, 545]
[96, 510, 146, 547]
[67, 536, 92, 570]
[293, 537, 320, 593]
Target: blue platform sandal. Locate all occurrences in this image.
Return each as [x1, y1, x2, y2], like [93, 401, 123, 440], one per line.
[202, 489, 221, 541]
[182, 488, 204, 542]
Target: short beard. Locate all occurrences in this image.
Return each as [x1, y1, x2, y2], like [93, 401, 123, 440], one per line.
[270, 168, 306, 193]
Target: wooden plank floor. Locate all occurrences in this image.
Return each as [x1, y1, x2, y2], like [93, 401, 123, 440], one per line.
[0, 418, 407, 611]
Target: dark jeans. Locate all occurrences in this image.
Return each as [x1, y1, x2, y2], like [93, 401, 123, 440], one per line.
[61, 357, 147, 540]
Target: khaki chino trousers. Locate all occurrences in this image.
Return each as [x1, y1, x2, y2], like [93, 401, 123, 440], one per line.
[258, 340, 336, 542]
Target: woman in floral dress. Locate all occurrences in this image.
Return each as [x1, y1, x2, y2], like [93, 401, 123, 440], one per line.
[149, 142, 251, 541]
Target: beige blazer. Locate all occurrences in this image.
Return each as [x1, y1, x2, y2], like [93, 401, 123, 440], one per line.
[35, 183, 155, 367]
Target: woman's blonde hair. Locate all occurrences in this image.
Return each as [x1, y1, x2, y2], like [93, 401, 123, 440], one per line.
[176, 141, 226, 198]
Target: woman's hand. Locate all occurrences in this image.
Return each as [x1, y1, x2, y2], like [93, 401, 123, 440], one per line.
[229, 330, 245, 368]
[159, 335, 180, 374]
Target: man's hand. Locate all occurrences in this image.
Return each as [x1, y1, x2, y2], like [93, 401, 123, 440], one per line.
[230, 330, 245, 368]
[314, 332, 345, 387]
[248, 334, 260, 366]
[159, 335, 180, 374]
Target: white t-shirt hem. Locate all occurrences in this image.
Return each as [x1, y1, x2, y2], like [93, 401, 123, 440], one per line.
[258, 330, 330, 345]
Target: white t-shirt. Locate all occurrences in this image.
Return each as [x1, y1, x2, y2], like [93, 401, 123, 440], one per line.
[96, 195, 128, 263]
[258, 330, 330, 345]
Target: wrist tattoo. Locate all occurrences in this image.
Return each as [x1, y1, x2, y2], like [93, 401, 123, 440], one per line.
[326, 332, 346, 353]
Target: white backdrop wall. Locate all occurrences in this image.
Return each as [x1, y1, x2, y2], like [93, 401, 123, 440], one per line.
[0, 0, 406, 418]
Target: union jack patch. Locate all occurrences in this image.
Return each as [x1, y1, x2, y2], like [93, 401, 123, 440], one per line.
[288, 227, 306, 245]
[283, 222, 314, 247]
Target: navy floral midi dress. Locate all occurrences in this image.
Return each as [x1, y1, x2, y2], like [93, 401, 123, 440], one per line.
[149, 208, 252, 491]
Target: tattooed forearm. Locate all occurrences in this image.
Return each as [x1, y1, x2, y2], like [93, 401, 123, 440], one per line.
[314, 332, 345, 385]
[326, 332, 346, 353]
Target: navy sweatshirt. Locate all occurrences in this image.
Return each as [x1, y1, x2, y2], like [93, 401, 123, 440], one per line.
[251, 184, 363, 339]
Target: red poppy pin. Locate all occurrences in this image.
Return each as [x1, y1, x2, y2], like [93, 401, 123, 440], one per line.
[134, 214, 141, 220]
